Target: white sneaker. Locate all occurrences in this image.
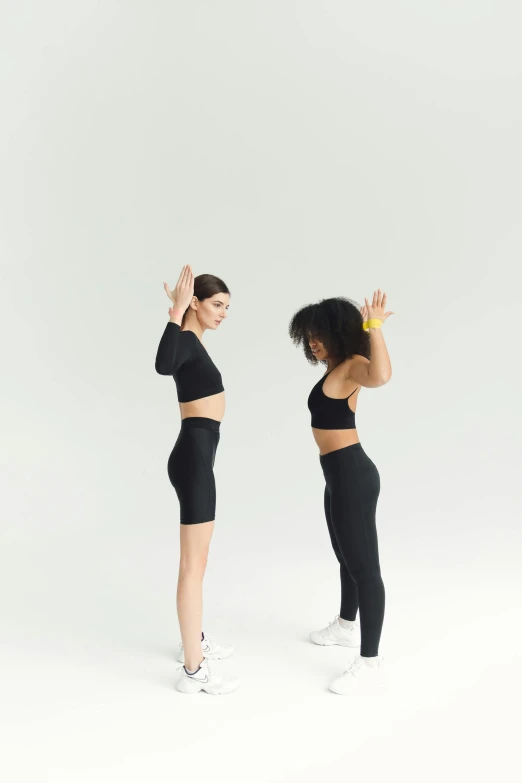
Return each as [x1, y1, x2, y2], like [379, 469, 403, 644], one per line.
[176, 658, 239, 695]
[329, 654, 386, 695]
[309, 616, 360, 647]
[177, 633, 234, 664]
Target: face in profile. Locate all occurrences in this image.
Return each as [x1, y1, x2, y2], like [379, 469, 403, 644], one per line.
[195, 292, 230, 330]
[308, 334, 329, 361]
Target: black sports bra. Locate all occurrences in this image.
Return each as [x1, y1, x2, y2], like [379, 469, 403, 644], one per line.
[307, 365, 359, 430]
[155, 322, 224, 403]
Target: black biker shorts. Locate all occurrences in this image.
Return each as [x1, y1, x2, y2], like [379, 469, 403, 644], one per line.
[167, 417, 220, 525]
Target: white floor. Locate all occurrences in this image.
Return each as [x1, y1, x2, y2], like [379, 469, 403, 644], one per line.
[2, 528, 520, 783]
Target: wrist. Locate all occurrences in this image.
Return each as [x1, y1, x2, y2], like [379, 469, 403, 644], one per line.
[362, 318, 383, 331]
[169, 307, 184, 325]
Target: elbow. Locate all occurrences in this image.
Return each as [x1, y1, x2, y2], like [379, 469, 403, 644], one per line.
[370, 370, 391, 387]
[155, 361, 172, 376]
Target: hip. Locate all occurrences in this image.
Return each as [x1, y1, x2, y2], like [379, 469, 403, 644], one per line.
[169, 417, 221, 465]
[319, 442, 380, 492]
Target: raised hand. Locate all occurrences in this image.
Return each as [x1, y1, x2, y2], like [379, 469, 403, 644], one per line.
[164, 265, 195, 321]
[361, 289, 394, 326]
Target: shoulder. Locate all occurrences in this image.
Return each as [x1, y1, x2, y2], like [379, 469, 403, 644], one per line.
[180, 330, 200, 342]
[179, 329, 198, 346]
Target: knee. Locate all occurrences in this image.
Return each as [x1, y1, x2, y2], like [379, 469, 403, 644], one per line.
[351, 564, 383, 587]
[179, 551, 208, 579]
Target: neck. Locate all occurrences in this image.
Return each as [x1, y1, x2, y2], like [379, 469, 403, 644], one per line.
[182, 312, 205, 339]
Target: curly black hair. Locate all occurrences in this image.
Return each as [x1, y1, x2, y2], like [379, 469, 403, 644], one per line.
[289, 297, 370, 365]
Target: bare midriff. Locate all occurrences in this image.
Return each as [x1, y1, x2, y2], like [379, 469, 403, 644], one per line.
[180, 391, 226, 422]
[312, 427, 360, 456]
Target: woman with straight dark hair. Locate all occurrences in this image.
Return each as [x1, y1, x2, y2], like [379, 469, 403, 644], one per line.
[290, 290, 393, 695]
[155, 265, 238, 695]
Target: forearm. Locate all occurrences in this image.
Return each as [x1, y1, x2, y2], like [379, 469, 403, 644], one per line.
[367, 328, 392, 384]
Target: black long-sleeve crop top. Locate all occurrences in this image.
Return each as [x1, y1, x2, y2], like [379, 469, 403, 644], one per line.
[155, 322, 224, 403]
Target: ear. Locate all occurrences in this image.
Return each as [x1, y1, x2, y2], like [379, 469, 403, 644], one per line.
[189, 296, 198, 311]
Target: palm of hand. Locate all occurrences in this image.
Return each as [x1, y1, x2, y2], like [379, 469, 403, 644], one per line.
[360, 289, 394, 323]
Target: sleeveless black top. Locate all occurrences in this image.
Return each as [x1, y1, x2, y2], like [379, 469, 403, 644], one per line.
[308, 365, 358, 430]
[155, 322, 224, 403]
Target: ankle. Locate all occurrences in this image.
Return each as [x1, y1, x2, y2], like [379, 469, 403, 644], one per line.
[360, 655, 379, 668]
[185, 657, 204, 674]
[338, 617, 356, 630]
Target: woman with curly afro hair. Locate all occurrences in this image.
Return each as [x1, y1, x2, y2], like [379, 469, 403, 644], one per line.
[289, 290, 394, 695]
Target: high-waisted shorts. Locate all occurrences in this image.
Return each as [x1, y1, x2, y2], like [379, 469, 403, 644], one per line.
[167, 417, 220, 525]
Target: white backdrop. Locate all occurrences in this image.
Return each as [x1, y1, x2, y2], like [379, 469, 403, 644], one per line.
[1, 2, 521, 781]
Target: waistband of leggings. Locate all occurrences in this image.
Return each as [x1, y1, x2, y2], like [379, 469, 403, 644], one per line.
[181, 416, 221, 432]
[319, 441, 363, 463]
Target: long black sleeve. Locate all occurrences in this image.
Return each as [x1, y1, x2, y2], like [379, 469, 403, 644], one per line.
[155, 322, 182, 375]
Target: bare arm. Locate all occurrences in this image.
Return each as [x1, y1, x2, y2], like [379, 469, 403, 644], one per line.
[348, 289, 394, 388]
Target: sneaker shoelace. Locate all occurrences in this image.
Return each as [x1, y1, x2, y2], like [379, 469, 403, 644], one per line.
[324, 616, 340, 636]
[344, 659, 363, 677]
[330, 617, 359, 635]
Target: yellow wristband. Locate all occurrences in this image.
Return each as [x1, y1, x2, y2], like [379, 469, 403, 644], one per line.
[362, 319, 383, 331]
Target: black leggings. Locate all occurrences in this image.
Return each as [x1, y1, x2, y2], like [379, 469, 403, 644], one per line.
[168, 417, 220, 525]
[320, 442, 385, 657]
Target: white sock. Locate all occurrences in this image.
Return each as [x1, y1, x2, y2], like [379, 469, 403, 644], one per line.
[338, 617, 356, 630]
[360, 655, 379, 668]
[184, 660, 204, 676]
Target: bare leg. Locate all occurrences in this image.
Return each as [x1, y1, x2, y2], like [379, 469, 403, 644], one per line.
[177, 520, 214, 672]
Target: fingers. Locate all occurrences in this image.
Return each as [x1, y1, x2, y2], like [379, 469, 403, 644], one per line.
[180, 265, 188, 288]
[368, 289, 387, 309]
[179, 264, 193, 290]
[174, 265, 190, 292]
[177, 265, 187, 286]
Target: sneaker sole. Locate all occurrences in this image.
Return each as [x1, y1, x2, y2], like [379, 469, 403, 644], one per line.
[309, 635, 360, 648]
[329, 676, 387, 695]
[176, 678, 239, 695]
[330, 684, 357, 695]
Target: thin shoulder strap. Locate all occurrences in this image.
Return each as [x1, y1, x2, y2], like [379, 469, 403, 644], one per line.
[346, 386, 359, 399]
